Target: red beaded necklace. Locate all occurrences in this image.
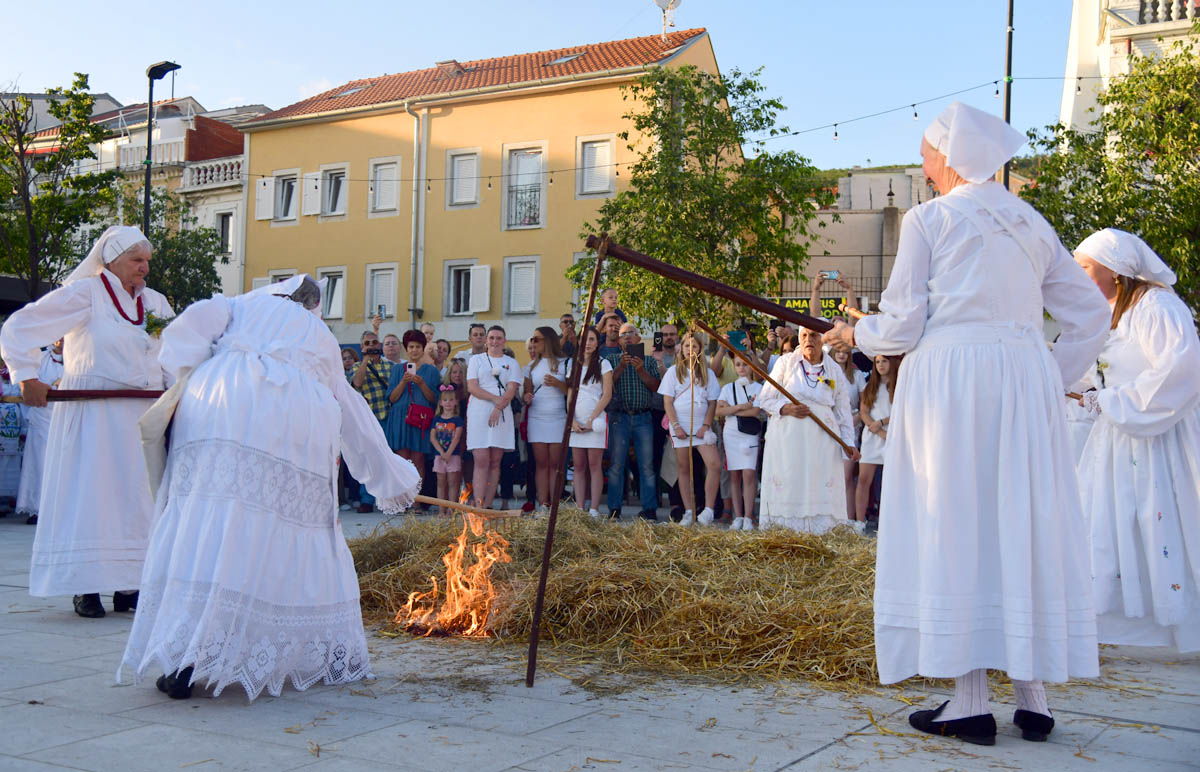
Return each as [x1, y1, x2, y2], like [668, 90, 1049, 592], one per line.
[100, 273, 144, 325]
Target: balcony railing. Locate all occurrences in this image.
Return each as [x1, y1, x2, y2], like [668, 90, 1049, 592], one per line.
[179, 156, 244, 191]
[1139, 0, 1199, 24]
[506, 183, 542, 228]
[119, 139, 185, 169]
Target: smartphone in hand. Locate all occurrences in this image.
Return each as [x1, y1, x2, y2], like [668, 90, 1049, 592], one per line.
[625, 342, 645, 360]
[653, 332, 664, 352]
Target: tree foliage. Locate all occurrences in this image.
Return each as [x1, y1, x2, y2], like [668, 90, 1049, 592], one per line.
[108, 183, 227, 312]
[0, 74, 118, 299]
[570, 66, 835, 330]
[1021, 24, 1200, 311]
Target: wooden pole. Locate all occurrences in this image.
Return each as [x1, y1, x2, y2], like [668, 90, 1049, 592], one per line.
[526, 235, 609, 687]
[412, 495, 521, 519]
[693, 319, 855, 457]
[583, 236, 833, 334]
[0, 389, 166, 403]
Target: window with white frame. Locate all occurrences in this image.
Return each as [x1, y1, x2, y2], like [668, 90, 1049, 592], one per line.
[274, 174, 298, 220]
[447, 263, 474, 316]
[217, 212, 233, 255]
[251, 277, 270, 291]
[369, 159, 399, 213]
[322, 169, 347, 215]
[268, 269, 296, 284]
[576, 136, 614, 197]
[318, 268, 346, 319]
[502, 143, 546, 229]
[447, 150, 480, 207]
[368, 266, 396, 318]
[506, 257, 538, 314]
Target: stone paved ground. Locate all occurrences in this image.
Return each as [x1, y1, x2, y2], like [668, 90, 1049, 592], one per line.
[1, 510, 1197, 771]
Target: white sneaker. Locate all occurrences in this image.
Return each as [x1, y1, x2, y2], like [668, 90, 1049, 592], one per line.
[846, 519, 866, 533]
[679, 510, 695, 525]
[339, 503, 352, 512]
[731, 516, 746, 531]
[588, 508, 600, 518]
[698, 507, 715, 525]
[742, 519, 756, 531]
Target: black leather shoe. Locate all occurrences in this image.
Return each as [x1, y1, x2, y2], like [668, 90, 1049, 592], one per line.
[1013, 709, 1054, 741]
[73, 593, 105, 618]
[638, 510, 658, 521]
[909, 701, 996, 746]
[157, 667, 194, 699]
[113, 590, 139, 612]
[25, 514, 37, 525]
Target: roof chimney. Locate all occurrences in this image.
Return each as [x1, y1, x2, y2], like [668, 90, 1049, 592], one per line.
[436, 60, 465, 77]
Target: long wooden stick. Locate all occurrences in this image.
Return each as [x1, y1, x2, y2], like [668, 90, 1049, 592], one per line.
[412, 494, 521, 519]
[584, 236, 833, 334]
[0, 389, 166, 403]
[693, 319, 855, 457]
[526, 235, 609, 688]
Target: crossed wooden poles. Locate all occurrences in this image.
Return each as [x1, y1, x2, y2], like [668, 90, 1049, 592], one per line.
[524, 235, 849, 686]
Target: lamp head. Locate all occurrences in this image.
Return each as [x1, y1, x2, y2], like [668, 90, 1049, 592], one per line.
[146, 61, 181, 81]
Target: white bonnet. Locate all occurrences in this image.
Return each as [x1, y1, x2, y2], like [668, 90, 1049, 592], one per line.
[923, 101, 1026, 184]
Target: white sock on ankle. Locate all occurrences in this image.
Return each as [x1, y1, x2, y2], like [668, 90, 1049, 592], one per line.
[1012, 679, 1050, 716]
[940, 668, 991, 720]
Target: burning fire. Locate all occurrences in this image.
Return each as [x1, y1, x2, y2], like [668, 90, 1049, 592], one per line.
[395, 488, 512, 637]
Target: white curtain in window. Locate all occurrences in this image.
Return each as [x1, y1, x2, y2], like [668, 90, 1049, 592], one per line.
[511, 150, 541, 187]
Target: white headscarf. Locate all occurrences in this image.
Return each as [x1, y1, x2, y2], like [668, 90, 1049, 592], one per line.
[240, 273, 324, 317]
[63, 225, 151, 285]
[923, 101, 1026, 184]
[1076, 228, 1177, 286]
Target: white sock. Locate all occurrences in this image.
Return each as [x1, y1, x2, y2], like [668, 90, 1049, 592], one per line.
[1012, 679, 1050, 717]
[940, 668, 991, 720]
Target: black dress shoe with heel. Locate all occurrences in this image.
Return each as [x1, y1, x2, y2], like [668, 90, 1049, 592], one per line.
[909, 701, 997, 746]
[113, 590, 138, 612]
[72, 593, 105, 618]
[1013, 709, 1054, 741]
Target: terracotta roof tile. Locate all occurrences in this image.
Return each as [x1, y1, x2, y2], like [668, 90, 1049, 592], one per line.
[253, 28, 707, 124]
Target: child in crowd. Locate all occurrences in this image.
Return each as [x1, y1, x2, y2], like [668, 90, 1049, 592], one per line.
[716, 356, 764, 531]
[659, 332, 722, 526]
[591, 288, 627, 326]
[430, 387, 465, 514]
[855, 354, 895, 529]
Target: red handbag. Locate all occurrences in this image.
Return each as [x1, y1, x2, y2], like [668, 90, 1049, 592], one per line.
[404, 384, 434, 431]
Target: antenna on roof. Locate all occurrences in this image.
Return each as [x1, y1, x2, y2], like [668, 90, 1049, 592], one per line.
[654, 0, 682, 42]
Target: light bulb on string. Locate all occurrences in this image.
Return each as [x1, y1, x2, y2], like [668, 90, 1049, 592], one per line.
[1076, 77, 1082, 93]
[425, 181, 431, 193]
[994, 81, 1000, 98]
[487, 177, 492, 190]
[833, 124, 838, 141]
[549, 172, 554, 185]
[912, 104, 918, 120]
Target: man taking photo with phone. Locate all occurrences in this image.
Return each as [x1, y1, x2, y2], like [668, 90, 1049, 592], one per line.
[604, 323, 662, 521]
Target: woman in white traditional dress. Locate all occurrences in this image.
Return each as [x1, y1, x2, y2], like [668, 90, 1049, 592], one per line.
[466, 326, 519, 508]
[522, 326, 569, 512]
[854, 354, 895, 526]
[757, 327, 859, 534]
[119, 276, 421, 700]
[568, 327, 613, 517]
[658, 333, 722, 526]
[823, 102, 1111, 746]
[0, 225, 172, 619]
[15, 340, 64, 524]
[1073, 228, 1200, 653]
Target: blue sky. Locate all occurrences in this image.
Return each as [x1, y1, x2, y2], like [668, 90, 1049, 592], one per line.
[5, 0, 1073, 169]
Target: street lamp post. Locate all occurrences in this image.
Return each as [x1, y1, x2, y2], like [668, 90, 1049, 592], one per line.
[143, 61, 180, 236]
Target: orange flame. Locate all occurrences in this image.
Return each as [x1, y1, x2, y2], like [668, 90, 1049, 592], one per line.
[395, 510, 511, 638]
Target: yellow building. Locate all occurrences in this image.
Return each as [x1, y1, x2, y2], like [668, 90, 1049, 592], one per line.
[241, 28, 718, 350]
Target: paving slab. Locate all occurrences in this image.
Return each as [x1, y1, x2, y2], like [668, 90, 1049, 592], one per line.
[0, 702, 144, 756]
[331, 719, 567, 772]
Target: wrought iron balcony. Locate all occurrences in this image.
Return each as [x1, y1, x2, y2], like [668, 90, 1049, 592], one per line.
[506, 183, 541, 228]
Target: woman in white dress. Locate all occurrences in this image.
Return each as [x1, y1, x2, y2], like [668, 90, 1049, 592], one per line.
[715, 356, 764, 531]
[522, 326, 569, 512]
[466, 326, 519, 508]
[757, 327, 859, 534]
[568, 327, 613, 517]
[854, 354, 895, 526]
[15, 341, 63, 524]
[1073, 228, 1200, 653]
[823, 102, 1111, 745]
[0, 225, 172, 619]
[658, 333, 722, 525]
[120, 276, 420, 700]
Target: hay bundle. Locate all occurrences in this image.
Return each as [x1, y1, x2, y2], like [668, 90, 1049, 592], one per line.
[352, 509, 878, 685]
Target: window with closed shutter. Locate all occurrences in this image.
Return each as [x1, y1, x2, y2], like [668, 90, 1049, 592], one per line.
[450, 153, 478, 205]
[251, 277, 270, 291]
[507, 261, 537, 314]
[468, 265, 491, 313]
[255, 177, 275, 220]
[372, 163, 397, 211]
[580, 140, 611, 194]
[369, 268, 394, 318]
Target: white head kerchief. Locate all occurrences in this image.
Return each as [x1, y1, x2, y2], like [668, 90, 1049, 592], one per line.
[923, 101, 1026, 184]
[1076, 228, 1177, 286]
[63, 225, 150, 285]
[240, 273, 325, 317]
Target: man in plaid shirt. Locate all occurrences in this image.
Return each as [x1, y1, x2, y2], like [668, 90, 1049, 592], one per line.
[350, 331, 394, 420]
[603, 322, 662, 520]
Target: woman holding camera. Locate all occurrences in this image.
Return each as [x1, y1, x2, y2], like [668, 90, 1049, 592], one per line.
[384, 329, 440, 475]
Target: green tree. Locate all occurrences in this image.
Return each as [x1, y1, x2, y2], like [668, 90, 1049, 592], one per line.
[0, 74, 118, 299]
[108, 182, 227, 311]
[570, 65, 835, 330]
[1021, 24, 1200, 311]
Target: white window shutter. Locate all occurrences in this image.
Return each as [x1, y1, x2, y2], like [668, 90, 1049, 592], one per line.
[370, 269, 394, 317]
[508, 263, 537, 313]
[582, 141, 611, 193]
[255, 177, 275, 220]
[301, 172, 321, 216]
[451, 154, 477, 204]
[374, 163, 397, 210]
[468, 265, 491, 313]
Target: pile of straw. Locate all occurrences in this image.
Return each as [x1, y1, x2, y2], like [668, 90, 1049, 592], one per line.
[352, 509, 878, 685]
